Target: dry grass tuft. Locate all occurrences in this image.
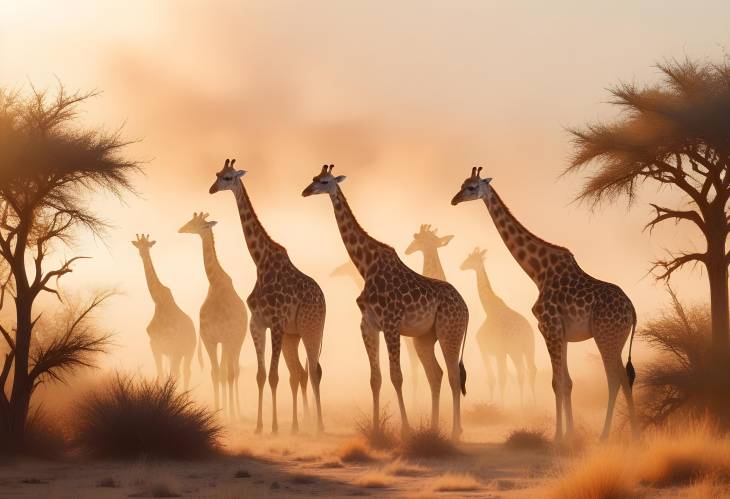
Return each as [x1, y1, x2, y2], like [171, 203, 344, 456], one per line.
[73, 374, 221, 459]
[682, 479, 730, 499]
[354, 410, 398, 450]
[462, 401, 507, 426]
[383, 459, 426, 477]
[353, 470, 395, 488]
[504, 427, 551, 451]
[431, 472, 481, 492]
[337, 438, 377, 464]
[639, 428, 730, 487]
[289, 473, 317, 485]
[399, 425, 459, 459]
[546, 447, 635, 499]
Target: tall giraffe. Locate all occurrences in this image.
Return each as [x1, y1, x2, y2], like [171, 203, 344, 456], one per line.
[404, 224, 453, 407]
[179, 212, 247, 418]
[210, 159, 324, 434]
[451, 167, 637, 440]
[303, 165, 468, 439]
[460, 247, 537, 405]
[132, 234, 196, 389]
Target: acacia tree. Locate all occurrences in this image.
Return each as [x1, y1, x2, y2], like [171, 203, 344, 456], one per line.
[0, 85, 139, 448]
[567, 59, 730, 362]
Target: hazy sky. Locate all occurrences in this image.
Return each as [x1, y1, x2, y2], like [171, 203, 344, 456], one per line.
[1, 1, 729, 408]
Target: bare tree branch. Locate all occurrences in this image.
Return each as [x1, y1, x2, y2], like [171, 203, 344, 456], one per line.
[652, 252, 707, 280]
[645, 203, 706, 234]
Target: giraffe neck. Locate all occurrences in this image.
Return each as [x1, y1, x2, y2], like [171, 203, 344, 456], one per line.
[199, 229, 230, 286]
[420, 248, 446, 280]
[229, 179, 284, 267]
[473, 263, 505, 315]
[139, 252, 170, 305]
[483, 186, 570, 287]
[329, 187, 390, 278]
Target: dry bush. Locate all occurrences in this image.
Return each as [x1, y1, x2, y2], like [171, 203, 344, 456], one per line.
[546, 447, 635, 499]
[383, 459, 426, 477]
[399, 425, 459, 459]
[638, 426, 730, 487]
[431, 472, 481, 492]
[354, 410, 398, 450]
[638, 296, 730, 427]
[504, 427, 550, 451]
[73, 374, 221, 459]
[462, 401, 507, 426]
[337, 438, 377, 464]
[353, 470, 395, 488]
[682, 479, 730, 499]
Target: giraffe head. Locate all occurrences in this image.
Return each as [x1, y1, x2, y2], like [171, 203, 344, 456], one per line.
[405, 224, 453, 255]
[460, 247, 487, 271]
[451, 167, 492, 205]
[178, 212, 218, 235]
[209, 158, 246, 194]
[301, 164, 346, 197]
[131, 233, 156, 255]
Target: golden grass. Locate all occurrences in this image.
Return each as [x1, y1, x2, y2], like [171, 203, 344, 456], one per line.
[682, 479, 730, 499]
[353, 470, 395, 488]
[504, 427, 551, 451]
[399, 425, 459, 459]
[383, 459, 426, 477]
[337, 438, 376, 464]
[546, 447, 635, 499]
[430, 472, 481, 492]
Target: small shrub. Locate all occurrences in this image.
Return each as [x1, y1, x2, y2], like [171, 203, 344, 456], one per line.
[462, 402, 507, 426]
[431, 472, 481, 492]
[355, 410, 398, 450]
[546, 447, 635, 499]
[399, 425, 459, 459]
[504, 427, 550, 451]
[289, 474, 317, 484]
[338, 439, 376, 463]
[353, 470, 394, 488]
[73, 374, 221, 459]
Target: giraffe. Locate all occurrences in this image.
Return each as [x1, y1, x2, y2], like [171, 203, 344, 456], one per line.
[179, 212, 247, 418]
[460, 247, 537, 405]
[403, 224, 453, 408]
[302, 165, 468, 439]
[132, 234, 197, 389]
[451, 167, 637, 440]
[209, 159, 324, 434]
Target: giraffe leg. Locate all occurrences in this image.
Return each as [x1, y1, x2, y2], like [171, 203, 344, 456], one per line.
[224, 347, 237, 420]
[182, 350, 193, 391]
[301, 331, 324, 433]
[436, 330, 464, 440]
[540, 321, 566, 441]
[404, 337, 421, 412]
[525, 349, 537, 406]
[202, 337, 221, 411]
[169, 354, 182, 387]
[413, 334, 442, 430]
[384, 328, 410, 437]
[496, 353, 508, 405]
[562, 342, 575, 436]
[510, 350, 526, 407]
[282, 334, 303, 434]
[249, 315, 267, 434]
[477, 333, 496, 402]
[231, 339, 244, 420]
[151, 343, 163, 382]
[360, 318, 381, 431]
[299, 339, 310, 422]
[269, 326, 284, 434]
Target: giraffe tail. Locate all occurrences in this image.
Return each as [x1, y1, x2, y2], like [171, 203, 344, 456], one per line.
[459, 361, 467, 396]
[626, 307, 637, 388]
[197, 334, 204, 370]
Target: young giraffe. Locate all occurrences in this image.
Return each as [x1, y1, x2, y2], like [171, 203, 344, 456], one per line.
[404, 224, 454, 407]
[303, 165, 468, 439]
[132, 234, 196, 389]
[179, 212, 247, 418]
[210, 159, 324, 434]
[451, 167, 637, 440]
[460, 247, 537, 405]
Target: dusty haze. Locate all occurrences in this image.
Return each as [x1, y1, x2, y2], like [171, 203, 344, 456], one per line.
[1, 1, 728, 423]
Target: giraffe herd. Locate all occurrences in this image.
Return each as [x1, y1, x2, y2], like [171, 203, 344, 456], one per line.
[132, 161, 638, 442]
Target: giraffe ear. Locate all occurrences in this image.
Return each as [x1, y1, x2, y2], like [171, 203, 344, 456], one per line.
[439, 235, 454, 246]
[335, 175, 346, 183]
[149, 240, 156, 247]
[206, 220, 218, 228]
[481, 177, 493, 185]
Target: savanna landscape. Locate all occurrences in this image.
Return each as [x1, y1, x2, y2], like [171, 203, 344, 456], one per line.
[2, 2, 730, 498]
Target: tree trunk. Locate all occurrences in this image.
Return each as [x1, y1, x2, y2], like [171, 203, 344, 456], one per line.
[706, 231, 730, 359]
[7, 294, 32, 449]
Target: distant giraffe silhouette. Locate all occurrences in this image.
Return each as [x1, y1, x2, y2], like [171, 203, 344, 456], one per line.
[452, 167, 637, 440]
[132, 234, 196, 389]
[460, 247, 536, 405]
[303, 165, 468, 439]
[210, 159, 324, 434]
[404, 224, 454, 407]
[179, 212, 247, 418]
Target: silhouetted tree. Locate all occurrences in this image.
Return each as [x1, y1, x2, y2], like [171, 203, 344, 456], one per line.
[567, 59, 730, 363]
[0, 84, 138, 449]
